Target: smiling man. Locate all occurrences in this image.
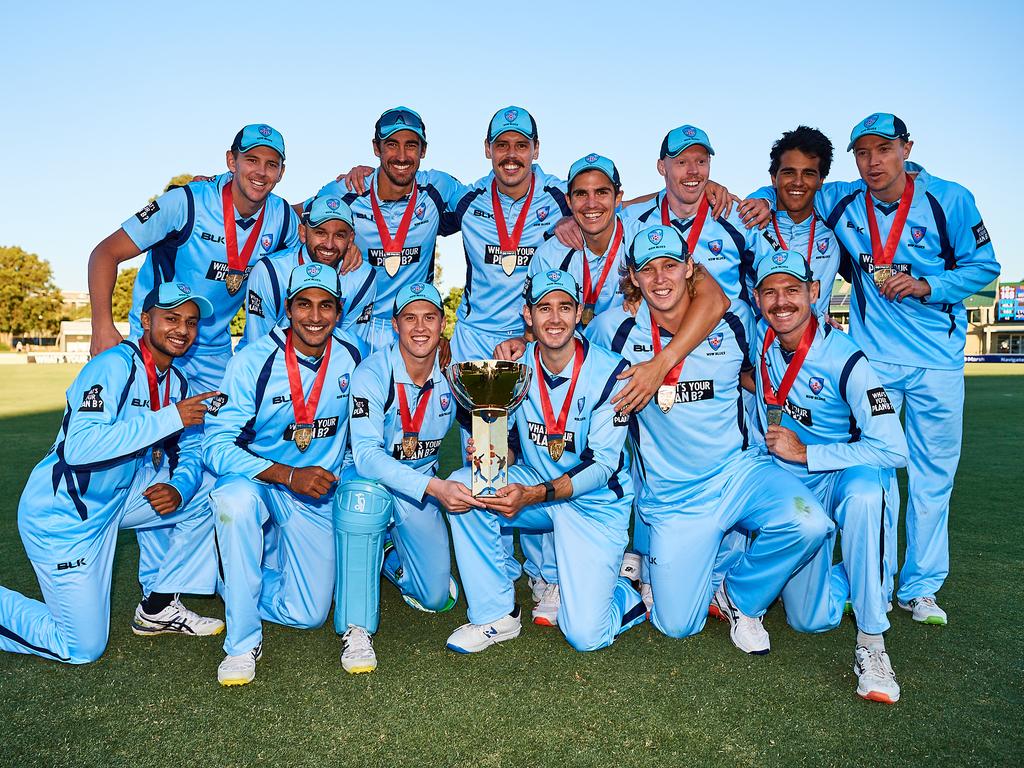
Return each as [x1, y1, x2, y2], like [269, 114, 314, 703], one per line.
[204, 264, 363, 686]
[0, 283, 223, 664]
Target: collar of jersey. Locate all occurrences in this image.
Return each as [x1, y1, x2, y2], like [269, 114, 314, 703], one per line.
[124, 339, 175, 381]
[390, 343, 443, 387]
[656, 190, 700, 229]
[271, 328, 328, 372]
[530, 337, 586, 388]
[635, 301, 674, 340]
[368, 169, 417, 202]
[487, 165, 542, 205]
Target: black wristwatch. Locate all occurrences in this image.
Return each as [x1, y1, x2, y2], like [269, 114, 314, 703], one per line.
[542, 480, 556, 502]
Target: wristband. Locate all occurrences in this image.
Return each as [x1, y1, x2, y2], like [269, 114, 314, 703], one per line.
[542, 480, 556, 503]
[287, 466, 295, 490]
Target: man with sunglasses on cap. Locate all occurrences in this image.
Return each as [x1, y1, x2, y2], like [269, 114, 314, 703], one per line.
[335, 282, 477, 674]
[750, 249, 908, 703]
[0, 283, 223, 664]
[310, 107, 467, 351]
[241, 194, 376, 349]
[204, 263, 363, 686]
[585, 226, 832, 656]
[88, 124, 301, 393]
[444, 269, 646, 654]
[747, 113, 1000, 625]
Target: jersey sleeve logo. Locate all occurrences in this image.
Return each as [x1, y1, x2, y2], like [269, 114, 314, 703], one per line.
[247, 290, 264, 317]
[612, 410, 629, 427]
[134, 201, 160, 224]
[352, 396, 369, 418]
[207, 393, 228, 415]
[867, 387, 895, 416]
[356, 302, 373, 324]
[78, 385, 105, 412]
[972, 221, 991, 248]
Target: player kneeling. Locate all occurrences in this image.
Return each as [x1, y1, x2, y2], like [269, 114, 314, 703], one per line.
[204, 264, 362, 686]
[751, 251, 908, 703]
[586, 226, 833, 655]
[333, 283, 469, 674]
[445, 270, 646, 653]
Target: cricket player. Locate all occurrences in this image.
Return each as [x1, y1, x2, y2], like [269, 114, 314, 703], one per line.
[747, 113, 1000, 623]
[751, 249, 908, 703]
[241, 194, 376, 347]
[204, 264, 363, 686]
[87, 123, 301, 392]
[0, 283, 223, 664]
[335, 283, 474, 674]
[445, 270, 646, 653]
[585, 226, 833, 655]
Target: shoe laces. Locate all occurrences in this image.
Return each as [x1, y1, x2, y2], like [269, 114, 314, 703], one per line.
[343, 625, 373, 654]
[168, 596, 200, 622]
[914, 596, 938, 609]
[540, 583, 560, 605]
[859, 646, 895, 679]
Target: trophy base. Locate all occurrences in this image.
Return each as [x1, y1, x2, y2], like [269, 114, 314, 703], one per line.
[471, 407, 509, 497]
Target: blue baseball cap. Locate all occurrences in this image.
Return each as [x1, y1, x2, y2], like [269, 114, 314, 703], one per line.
[393, 282, 444, 315]
[847, 113, 910, 151]
[303, 195, 354, 229]
[567, 153, 621, 191]
[660, 125, 714, 159]
[286, 263, 341, 300]
[142, 281, 214, 319]
[526, 269, 581, 306]
[231, 123, 286, 160]
[487, 105, 538, 143]
[754, 249, 813, 287]
[627, 226, 689, 269]
[374, 107, 427, 143]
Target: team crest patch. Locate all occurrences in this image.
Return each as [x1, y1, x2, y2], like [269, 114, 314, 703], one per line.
[707, 333, 723, 350]
[817, 239, 829, 254]
[338, 374, 349, 393]
[864, 114, 879, 128]
[306, 264, 323, 277]
[648, 228, 663, 245]
[504, 109, 519, 122]
[326, 198, 340, 210]
[536, 206, 550, 222]
[258, 125, 273, 137]
[261, 235, 273, 250]
[809, 377, 824, 395]
[585, 153, 599, 163]
[78, 385, 105, 413]
[439, 393, 451, 412]
[177, 283, 191, 294]
[411, 283, 424, 294]
[576, 396, 585, 414]
[708, 239, 723, 255]
[911, 226, 927, 243]
[415, 202, 426, 220]
[547, 270, 561, 282]
[772, 252, 787, 264]
[683, 126, 697, 137]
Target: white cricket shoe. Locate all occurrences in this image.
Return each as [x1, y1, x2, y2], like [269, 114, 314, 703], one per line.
[712, 582, 770, 655]
[619, 552, 642, 584]
[533, 583, 560, 627]
[528, 576, 548, 603]
[217, 643, 262, 686]
[132, 597, 224, 637]
[854, 645, 901, 704]
[446, 606, 522, 654]
[341, 625, 377, 674]
[640, 583, 654, 614]
[898, 596, 947, 625]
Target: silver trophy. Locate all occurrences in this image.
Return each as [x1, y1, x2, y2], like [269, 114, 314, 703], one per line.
[445, 359, 532, 497]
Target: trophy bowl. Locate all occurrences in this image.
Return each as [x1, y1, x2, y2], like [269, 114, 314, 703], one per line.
[445, 359, 532, 496]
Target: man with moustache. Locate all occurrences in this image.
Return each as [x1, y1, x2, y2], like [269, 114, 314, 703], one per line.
[336, 283, 477, 674]
[88, 124, 301, 392]
[748, 113, 1000, 624]
[751, 250, 908, 703]
[0, 283, 223, 664]
[205, 264, 363, 686]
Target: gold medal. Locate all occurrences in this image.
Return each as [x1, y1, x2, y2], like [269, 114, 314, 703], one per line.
[402, 435, 419, 459]
[581, 307, 595, 327]
[383, 253, 402, 278]
[873, 265, 893, 289]
[152, 446, 163, 469]
[225, 271, 244, 295]
[293, 424, 314, 452]
[547, 436, 565, 461]
[500, 251, 518, 277]
[767, 405, 784, 427]
[657, 385, 676, 413]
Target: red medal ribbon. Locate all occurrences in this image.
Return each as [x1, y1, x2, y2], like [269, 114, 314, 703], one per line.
[492, 174, 536, 255]
[139, 339, 171, 411]
[396, 381, 432, 440]
[284, 329, 332, 430]
[221, 181, 267, 274]
[534, 339, 584, 442]
[772, 212, 817, 266]
[582, 219, 623, 308]
[864, 173, 914, 269]
[370, 180, 418, 257]
[661, 194, 710, 257]
[759, 314, 818, 409]
[649, 309, 685, 388]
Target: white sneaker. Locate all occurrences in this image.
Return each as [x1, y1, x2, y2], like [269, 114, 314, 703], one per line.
[532, 583, 560, 627]
[898, 596, 947, 625]
[854, 645, 901, 704]
[640, 583, 654, 614]
[217, 643, 262, 686]
[619, 552, 642, 584]
[402, 577, 460, 614]
[446, 606, 522, 653]
[712, 582, 770, 655]
[528, 576, 548, 603]
[132, 597, 225, 637]
[341, 625, 377, 674]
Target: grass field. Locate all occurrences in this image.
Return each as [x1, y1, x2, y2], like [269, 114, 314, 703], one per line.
[0, 364, 1021, 768]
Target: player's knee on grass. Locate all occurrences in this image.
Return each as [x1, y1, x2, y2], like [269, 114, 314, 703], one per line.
[652, 602, 707, 640]
[66, 621, 110, 664]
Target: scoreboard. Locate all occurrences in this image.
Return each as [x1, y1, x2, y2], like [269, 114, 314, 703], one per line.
[997, 282, 1024, 322]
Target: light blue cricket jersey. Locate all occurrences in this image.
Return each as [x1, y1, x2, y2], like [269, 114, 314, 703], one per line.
[121, 173, 300, 356]
[17, 342, 203, 561]
[750, 211, 841, 315]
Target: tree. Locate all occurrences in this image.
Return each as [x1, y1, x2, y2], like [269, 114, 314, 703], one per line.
[150, 173, 197, 202]
[442, 286, 462, 341]
[230, 306, 246, 336]
[112, 267, 138, 322]
[0, 246, 63, 346]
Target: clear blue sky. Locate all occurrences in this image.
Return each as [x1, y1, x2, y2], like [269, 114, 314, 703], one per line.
[2, 1, 1021, 292]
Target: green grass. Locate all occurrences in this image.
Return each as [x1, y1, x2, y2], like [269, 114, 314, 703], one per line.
[0, 365, 1021, 767]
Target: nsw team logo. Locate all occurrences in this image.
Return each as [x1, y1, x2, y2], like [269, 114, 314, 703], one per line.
[772, 252, 787, 264]
[261, 235, 272, 250]
[306, 264, 323, 277]
[338, 374, 350, 392]
[536, 206, 550, 222]
[817, 239, 829, 254]
[809, 376, 824, 395]
[505, 109, 519, 123]
[911, 226, 927, 243]
[411, 283, 424, 294]
[415, 202, 426, 220]
[576, 396, 585, 414]
[708, 240, 723, 255]
[683, 126, 697, 137]
[547, 270, 562, 282]
[648, 228, 663, 245]
[176, 283, 191, 294]
[326, 198, 340, 211]
[439, 393, 451, 412]
[585, 153, 599, 163]
[864, 114, 879, 128]
[258, 125, 273, 137]
[707, 333, 723, 350]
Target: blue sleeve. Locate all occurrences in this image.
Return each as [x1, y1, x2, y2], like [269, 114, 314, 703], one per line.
[923, 188, 1000, 305]
[349, 366, 431, 501]
[203, 353, 274, 480]
[425, 169, 470, 209]
[120, 187, 190, 251]
[567, 370, 629, 498]
[341, 266, 377, 330]
[165, 379, 206, 502]
[282, 206, 301, 250]
[63, 353, 185, 467]
[241, 260, 281, 348]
